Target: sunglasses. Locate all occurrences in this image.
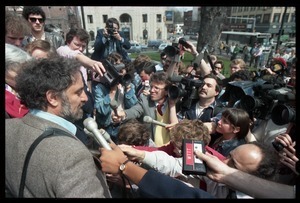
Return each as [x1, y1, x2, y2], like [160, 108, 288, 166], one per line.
[29, 17, 45, 23]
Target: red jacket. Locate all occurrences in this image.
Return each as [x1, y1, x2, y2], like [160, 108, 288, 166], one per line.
[5, 90, 29, 118]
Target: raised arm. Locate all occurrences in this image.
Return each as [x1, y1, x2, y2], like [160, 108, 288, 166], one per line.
[195, 151, 296, 198]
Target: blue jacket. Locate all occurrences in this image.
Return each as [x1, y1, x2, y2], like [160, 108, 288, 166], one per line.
[91, 29, 131, 62]
[137, 170, 214, 198]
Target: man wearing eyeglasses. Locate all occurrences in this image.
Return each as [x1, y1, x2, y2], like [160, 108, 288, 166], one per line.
[114, 72, 179, 147]
[22, 6, 65, 50]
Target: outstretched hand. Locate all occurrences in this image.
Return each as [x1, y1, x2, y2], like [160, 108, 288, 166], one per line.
[194, 150, 236, 183]
[99, 141, 128, 174]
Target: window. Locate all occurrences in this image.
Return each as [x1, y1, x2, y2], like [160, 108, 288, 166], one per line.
[255, 15, 262, 23]
[283, 13, 289, 23]
[157, 14, 162, 23]
[262, 14, 270, 23]
[242, 16, 247, 23]
[143, 14, 148, 23]
[87, 15, 93, 24]
[103, 15, 108, 24]
[290, 13, 295, 22]
[273, 13, 280, 23]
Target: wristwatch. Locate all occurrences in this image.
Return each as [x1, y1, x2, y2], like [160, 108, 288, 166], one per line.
[119, 159, 130, 173]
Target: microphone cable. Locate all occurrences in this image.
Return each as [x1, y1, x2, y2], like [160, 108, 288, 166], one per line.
[120, 172, 139, 198]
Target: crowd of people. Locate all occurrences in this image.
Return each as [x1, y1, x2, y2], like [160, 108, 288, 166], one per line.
[5, 6, 298, 199]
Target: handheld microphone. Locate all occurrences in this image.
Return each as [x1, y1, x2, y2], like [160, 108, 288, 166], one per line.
[110, 100, 119, 116]
[83, 117, 112, 150]
[99, 128, 113, 143]
[143, 116, 168, 127]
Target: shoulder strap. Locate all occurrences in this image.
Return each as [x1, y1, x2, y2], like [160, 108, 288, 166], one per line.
[18, 127, 75, 198]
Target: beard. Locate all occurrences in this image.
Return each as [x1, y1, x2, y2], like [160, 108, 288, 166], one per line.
[60, 93, 83, 123]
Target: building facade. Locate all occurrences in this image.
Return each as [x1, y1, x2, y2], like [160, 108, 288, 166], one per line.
[182, 6, 296, 42]
[81, 6, 172, 44]
[229, 7, 296, 40]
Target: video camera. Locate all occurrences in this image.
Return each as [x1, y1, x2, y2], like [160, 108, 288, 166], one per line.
[220, 79, 296, 123]
[96, 59, 125, 88]
[168, 75, 204, 110]
[163, 37, 190, 63]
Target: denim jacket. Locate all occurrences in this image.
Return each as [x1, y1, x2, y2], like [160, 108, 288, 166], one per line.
[92, 82, 138, 129]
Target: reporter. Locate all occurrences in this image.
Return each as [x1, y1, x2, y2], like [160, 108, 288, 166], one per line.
[195, 151, 296, 199]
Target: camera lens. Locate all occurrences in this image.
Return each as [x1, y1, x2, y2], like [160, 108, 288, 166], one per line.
[164, 46, 179, 57]
[179, 38, 188, 47]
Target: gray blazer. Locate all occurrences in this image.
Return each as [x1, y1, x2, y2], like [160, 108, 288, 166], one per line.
[124, 94, 161, 140]
[5, 113, 111, 198]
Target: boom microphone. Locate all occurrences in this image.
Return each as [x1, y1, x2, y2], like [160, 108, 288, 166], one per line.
[83, 117, 112, 150]
[143, 116, 168, 127]
[110, 100, 119, 116]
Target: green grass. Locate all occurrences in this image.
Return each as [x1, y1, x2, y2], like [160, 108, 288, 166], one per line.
[130, 52, 232, 78]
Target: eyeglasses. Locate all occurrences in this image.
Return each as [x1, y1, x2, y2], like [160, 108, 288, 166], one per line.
[29, 17, 45, 23]
[214, 66, 222, 70]
[71, 41, 86, 50]
[150, 85, 165, 92]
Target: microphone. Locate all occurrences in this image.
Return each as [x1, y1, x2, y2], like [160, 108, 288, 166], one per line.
[110, 100, 119, 116]
[143, 116, 168, 127]
[99, 128, 113, 143]
[83, 117, 112, 150]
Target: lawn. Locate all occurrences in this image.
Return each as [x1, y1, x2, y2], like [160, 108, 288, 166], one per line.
[130, 52, 232, 78]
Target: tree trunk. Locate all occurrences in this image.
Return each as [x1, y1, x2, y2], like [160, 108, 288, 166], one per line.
[197, 7, 229, 54]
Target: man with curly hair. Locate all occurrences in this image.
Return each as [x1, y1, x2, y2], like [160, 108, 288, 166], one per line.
[22, 6, 65, 50]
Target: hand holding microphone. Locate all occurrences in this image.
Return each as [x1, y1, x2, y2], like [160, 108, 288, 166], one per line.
[143, 116, 168, 127]
[83, 117, 112, 150]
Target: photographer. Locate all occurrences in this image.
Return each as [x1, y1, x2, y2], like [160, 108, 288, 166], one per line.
[91, 18, 131, 63]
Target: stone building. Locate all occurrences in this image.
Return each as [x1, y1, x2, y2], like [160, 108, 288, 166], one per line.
[81, 6, 172, 44]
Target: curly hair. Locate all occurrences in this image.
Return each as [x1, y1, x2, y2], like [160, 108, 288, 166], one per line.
[22, 6, 46, 21]
[118, 119, 151, 146]
[15, 56, 81, 110]
[170, 119, 211, 149]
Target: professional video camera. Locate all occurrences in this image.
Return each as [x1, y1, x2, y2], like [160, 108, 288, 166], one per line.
[168, 75, 204, 110]
[95, 59, 125, 88]
[220, 79, 295, 121]
[163, 37, 190, 63]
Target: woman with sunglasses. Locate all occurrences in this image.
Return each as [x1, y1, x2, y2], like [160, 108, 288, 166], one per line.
[22, 6, 65, 50]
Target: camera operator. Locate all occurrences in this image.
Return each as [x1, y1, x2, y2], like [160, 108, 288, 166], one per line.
[92, 52, 138, 143]
[91, 18, 131, 63]
[166, 38, 211, 78]
[174, 74, 223, 135]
